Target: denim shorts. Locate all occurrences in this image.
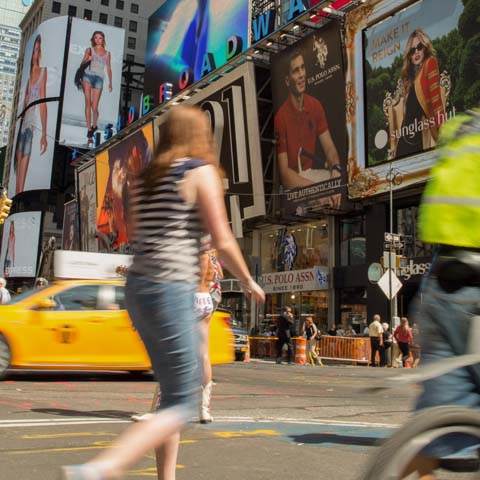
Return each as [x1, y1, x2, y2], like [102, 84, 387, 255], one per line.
[18, 127, 33, 156]
[125, 273, 199, 421]
[83, 71, 104, 89]
[412, 274, 480, 456]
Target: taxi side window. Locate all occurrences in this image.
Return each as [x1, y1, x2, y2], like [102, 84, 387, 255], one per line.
[115, 286, 126, 310]
[54, 285, 100, 311]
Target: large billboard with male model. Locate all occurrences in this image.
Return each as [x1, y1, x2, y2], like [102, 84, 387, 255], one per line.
[271, 21, 347, 217]
[96, 123, 154, 251]
[145, 0, 249, 101]
[0, 211, 42, 278]
[60, 18, 125, 149]
[364, 0, 469, 166]
[8, 17, 68, 197]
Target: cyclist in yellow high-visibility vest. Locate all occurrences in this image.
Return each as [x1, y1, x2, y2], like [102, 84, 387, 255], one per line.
[404, 109, 480, 479]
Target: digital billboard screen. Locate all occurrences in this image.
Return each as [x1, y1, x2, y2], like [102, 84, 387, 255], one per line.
[0, 211, 42, 278]
[60, 18, 125, 148]
[78, 162, 98, 252]
[144, 0, 249, 101]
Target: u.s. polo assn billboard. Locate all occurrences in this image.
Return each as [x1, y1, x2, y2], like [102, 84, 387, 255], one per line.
[261, 266, 329, 294]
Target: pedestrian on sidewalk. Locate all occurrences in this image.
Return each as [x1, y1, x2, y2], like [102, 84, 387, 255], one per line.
[301, 316, 322, 366]
[369, 314, 384, 367]
[276, 306, 294, 364]
[0, 278, 11, 304]
[394, 317, 413, 367]
[61, 105, 265, 480]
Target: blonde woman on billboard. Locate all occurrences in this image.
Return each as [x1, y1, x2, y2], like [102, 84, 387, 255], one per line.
[80, 31, 112, 141]
[390, 29, 445, 159]
[14, 34, 47, 194]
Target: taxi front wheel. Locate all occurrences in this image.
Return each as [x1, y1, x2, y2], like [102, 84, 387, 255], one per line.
[0, 334, 11, 380]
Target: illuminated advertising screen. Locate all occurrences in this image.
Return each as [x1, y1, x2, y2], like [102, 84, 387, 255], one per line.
[145, 0, 249, 101]
[96, 122, 154, 251]
[153, 63, 265, 238]
[60, 18, 125, 148]
[8, 16, 68, 197]
[364, 0, 471, 166]
[271, 22, 348, 217]
[62, 200, 80, 251]
[78, 162, 98, 252]
[0, 211, 42, 278]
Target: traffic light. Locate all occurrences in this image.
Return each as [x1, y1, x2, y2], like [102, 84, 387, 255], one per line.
[0, 192, 12, 224]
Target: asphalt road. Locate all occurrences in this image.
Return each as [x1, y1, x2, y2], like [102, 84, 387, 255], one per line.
[0, 361, 433, 479]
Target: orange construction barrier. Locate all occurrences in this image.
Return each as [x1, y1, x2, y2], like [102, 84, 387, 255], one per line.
[294, 337, 307, 364]
[317, 336, 370, 365]
[243, 337, 251, 362]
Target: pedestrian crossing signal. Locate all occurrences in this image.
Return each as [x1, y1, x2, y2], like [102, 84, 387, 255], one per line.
[0, 192, 12, 224]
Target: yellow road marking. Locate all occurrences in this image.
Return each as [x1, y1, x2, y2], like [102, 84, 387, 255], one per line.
[213, 429, 280, 439]
[22, 432, 115, 439]
[127, 465, 184, 476]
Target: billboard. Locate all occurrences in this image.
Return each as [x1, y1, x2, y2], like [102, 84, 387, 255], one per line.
[62, 200, 80, 251]
[60, 18, 125, 148]
[346, 0, 476, 198]
[0, 211, 42, 278]
[78, 162, 98, 252]
[8, 17, 68, 197]
[153, 62, 265, 238]
[144, 0, 249, 101]
[96, 122, 154, 251]
[271, 21, 348, 217]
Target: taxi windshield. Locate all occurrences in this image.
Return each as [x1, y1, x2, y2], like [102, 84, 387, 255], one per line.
[8, 286, 49, 304]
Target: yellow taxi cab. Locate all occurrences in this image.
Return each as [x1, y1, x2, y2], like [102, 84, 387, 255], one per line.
[0, 279, 234, 379]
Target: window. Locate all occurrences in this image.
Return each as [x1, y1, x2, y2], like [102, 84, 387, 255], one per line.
[396, 206, 434, 258]
[114, 16, 123, 28]
[54, 286, 100, 311]
[99, 13, 108, 24]
[52, 1, 61, 14]
[127, 36, 136, 49]
[114, 286, 126, 310]
[126, 54, 135, 63]
[68, 5, 77, 16]
[129, 20, 137, 32]
[340, 215, 366, 267]
[131, 3, 139, 14]
[116, 0, 124, 10]
[101, 0, 109, 5]
[84, 9, 92, 20]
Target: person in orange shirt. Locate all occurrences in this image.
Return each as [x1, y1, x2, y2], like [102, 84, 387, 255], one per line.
[394, 317, 414, 367]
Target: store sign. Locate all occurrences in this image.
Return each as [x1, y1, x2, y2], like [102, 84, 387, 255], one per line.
[261, 266, 328, 294]
[399, 259, 431, 281]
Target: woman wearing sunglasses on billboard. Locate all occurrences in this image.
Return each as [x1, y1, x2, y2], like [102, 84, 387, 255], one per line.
[392, 28, 445, 159]
[14, 34, 47, 195]
[80, 30, 112, 142]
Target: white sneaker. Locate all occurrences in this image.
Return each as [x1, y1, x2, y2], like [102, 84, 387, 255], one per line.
[131, 412, 154, 422]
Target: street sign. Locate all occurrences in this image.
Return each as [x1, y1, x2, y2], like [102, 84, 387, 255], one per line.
[377, 269, 403, 299]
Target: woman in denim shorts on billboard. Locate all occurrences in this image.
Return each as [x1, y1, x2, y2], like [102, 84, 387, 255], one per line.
[80, 31, 112, 141]
[14, 34, 48, 194]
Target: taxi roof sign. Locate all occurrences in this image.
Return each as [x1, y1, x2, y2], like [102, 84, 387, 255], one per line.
[54, 250, 133, 280]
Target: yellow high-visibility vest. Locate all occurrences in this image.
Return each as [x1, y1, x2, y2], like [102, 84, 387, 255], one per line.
[419, 110, 480, 248]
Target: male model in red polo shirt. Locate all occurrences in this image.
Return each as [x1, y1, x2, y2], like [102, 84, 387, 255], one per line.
[274, 49, 342, 205]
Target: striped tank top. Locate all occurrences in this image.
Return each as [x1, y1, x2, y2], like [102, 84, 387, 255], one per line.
[129, 157, 205, 283]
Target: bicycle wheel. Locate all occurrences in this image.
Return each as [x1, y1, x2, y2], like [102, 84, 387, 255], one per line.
[360, 406, 480, 480]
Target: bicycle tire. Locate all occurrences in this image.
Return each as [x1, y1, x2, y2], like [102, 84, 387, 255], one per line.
[360, 406, 480, 480]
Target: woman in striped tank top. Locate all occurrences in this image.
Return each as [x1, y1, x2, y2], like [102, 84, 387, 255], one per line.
[62, 105, 265, 480]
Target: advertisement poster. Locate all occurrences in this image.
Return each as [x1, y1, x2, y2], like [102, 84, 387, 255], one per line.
[60, 18, 125, 148]
[0, 211, 42, 278]
[271, 22, 348, 217]
[145, 0, 249, 100]
[364, 0, 471, 166]
[62, 200, 80, 251]
[78, 162, 98, 252]
[8, 16, 68, 198]
[153, 63, 265, 238]
[96, 123, 154, 251]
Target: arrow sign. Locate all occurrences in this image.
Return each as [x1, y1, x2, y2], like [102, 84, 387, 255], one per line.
[377, 269, 403, 299]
